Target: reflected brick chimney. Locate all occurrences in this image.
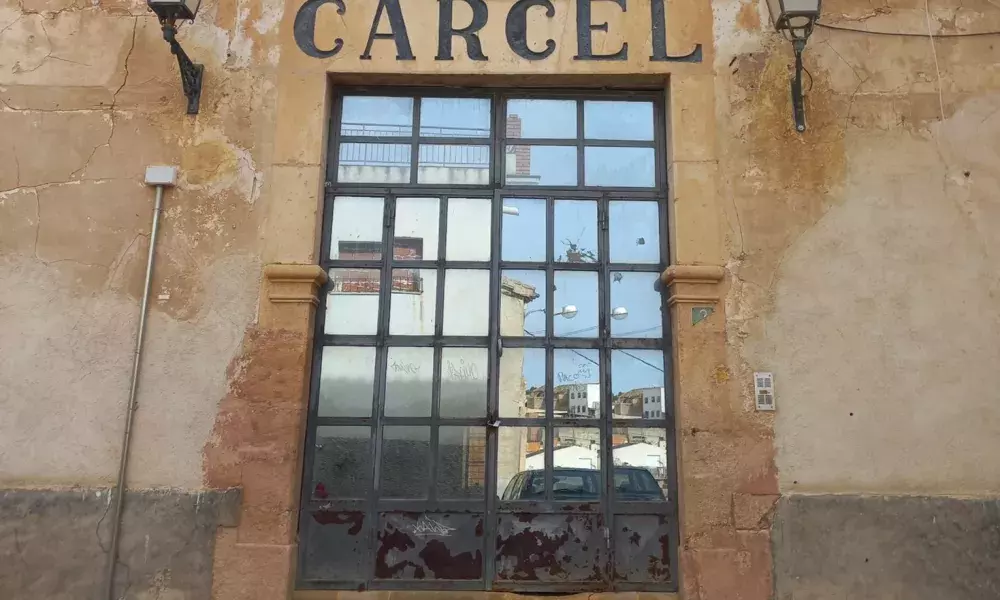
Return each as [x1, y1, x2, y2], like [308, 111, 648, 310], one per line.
[506, 114, 530, 175]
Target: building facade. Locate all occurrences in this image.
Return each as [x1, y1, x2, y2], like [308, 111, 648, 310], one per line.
[1, 0, 999, 598]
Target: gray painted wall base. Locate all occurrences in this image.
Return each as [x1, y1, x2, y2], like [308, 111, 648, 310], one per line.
[0, 488, 240, 600]
[773, 495, 1000, 600]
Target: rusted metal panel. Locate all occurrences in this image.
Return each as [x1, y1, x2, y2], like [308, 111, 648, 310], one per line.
[301, 509, 367, 580]
[375, 512, 484, 580]
[495, 513, 606, 582]
[613, 514, 671, 582]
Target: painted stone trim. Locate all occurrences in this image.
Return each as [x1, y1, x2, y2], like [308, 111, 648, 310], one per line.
[265, 264, 329, 305]
[662, 264, 725, 306]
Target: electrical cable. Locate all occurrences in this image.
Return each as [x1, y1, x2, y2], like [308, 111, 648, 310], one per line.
[816, 21, 1000, 38]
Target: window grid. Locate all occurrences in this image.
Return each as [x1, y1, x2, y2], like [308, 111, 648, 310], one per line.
[301, 88, 677, 593]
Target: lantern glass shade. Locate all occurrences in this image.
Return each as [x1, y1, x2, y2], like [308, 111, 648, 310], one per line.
[766, 0, 821, 40]
[147, 0, 202, 20]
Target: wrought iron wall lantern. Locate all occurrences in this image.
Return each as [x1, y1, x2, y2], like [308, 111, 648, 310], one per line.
[765, 0, 821, 132]
[147, 0, 204, 115]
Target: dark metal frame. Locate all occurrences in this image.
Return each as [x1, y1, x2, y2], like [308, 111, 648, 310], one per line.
[298, 87, 677, 592]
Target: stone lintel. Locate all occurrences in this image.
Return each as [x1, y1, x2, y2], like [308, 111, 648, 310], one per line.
[661, 265, 725, 306]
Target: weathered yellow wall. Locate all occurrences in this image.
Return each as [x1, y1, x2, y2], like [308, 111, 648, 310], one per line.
[714, 0, 1000, 496]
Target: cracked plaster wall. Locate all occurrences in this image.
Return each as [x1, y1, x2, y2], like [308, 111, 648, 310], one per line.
[0, 0, 286, 490]
[715, 0, 1000, 496]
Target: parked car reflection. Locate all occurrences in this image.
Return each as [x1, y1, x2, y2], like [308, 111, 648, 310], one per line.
[500, 467, 665, 501]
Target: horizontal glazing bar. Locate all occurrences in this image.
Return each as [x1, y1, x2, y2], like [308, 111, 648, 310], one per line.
[502, 138, 656, 149]
[327, 185, 666, 197]
[375, 499, 486, 512]
[320, 336, 491, 347]
[497, 501, 603, 513]
[610, 502, 676, 514]
[338, 136, 496, 146]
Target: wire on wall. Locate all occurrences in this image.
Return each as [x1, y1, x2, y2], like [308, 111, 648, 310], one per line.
[816, 21, 1000, 38]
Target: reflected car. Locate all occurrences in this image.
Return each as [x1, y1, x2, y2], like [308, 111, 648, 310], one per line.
[501, 467, 665, 501]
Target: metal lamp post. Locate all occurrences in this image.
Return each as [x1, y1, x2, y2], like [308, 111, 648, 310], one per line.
[147, 0, 204, 114]
[765, 0, 822, 132]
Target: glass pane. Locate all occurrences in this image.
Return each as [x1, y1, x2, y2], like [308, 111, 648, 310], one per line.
[340, 96, 413, 137]
[446, 198, 492, 261]
[501, 197, 545, 262]
[421, 98, 490, 137]
[553, 271, 598, 337]
[385, 347, 433, 417]
[443, 270, 489, 336]
[610, 272, 662, 338]
[318, 346, 375, 417]
[612, 427, 669, 501]
[376, 513, 484, 579]
[338, 143, 411, 183]
[329, 196, 383, 260]
[584, 100, 654, 141]
[499, 348, 545, 418]
[497, 426, 546, 500]
[554, 349, 600, 418]
[301, 510, 366, 580]
[504, 145, 577, 186]
[418, 145, 490, 185]
[438, 426, 487, 499]
[389, 268, 437, 335]
[613, 515, 672, 582]
[394, 197, 438, 261]
[326, 268, 380, 335]
[441, 347, 488, 417]
[380, 426, 430, 498]
[612, 350, 666, 419]
[552, 426, 601, 498]
[555, 200, 598, 264]
[312, 426, 371, 498]
[609, 200, 660, 263]
[496, 513, 604, 581]
[501, 270, 545, 337]
[584, 147, 656, 187]
[506, 99, 577, 138]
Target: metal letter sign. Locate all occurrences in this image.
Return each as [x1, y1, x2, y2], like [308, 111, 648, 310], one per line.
[292, 0, 702, 63]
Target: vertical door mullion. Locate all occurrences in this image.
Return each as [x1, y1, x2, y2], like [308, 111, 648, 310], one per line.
[544, 195, 555, 501]
[598, 192, 615, 585]
[484, 187, 503, 588]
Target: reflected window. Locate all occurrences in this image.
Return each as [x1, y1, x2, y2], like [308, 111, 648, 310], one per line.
[308, 90, 671, 591]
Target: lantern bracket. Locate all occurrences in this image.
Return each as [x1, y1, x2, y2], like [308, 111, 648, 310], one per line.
[160, 17, 204, 115]
[791, 38, 806, 132]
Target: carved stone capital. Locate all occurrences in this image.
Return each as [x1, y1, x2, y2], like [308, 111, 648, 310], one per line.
[661, 265, 725, 306]
[264, 264, 327, 306]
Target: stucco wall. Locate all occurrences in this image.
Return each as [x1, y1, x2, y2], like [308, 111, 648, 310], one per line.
[714, 0, 1000, 496]
[0, 0, 282, 489]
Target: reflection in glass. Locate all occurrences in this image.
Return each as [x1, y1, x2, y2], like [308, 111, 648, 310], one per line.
[500, 270, 545, 337]
[612, 427, 668, 501]
[505, 145, 577, 186]
[438, 426, 487, 499]
[326, 268, 380, 335]
[499, 348, 545, 418]
[584, 147, 655, 188]
[609, 201, 660, 264]
[554, 349, 599, 418]
[389, 269, 437, 335]
[318, 346, 376, 417]
[340, 96, 413, 136]
[584, 101, 654, 141]
[417, 145, 490, 185]
[501, 198, 545, 262]
[553, 271, 597, 337]
[506, 99, 576, 138]
[312, 426, 371, 499]
[611, 272, 661, 338]
[440, 347, 487, 417]
[443, 270, 490, 336]
[551, 427, 602, 491]
[329, 196, 384, 260]
[611, 350, 666, 419]
[338, 143, 411, 183]
[384, 347, 433, 417]
[394, 197, 438, 261]
[380, 426, 430, 498]
[446, 198, 492, 261]
[420, 98, 490, 137]
[555, 200, 598, 263]
[497, 427, 546, 500]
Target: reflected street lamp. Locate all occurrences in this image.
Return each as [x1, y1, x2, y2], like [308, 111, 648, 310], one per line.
[611, 306, 628, 320]
[525, 304, 578, 319]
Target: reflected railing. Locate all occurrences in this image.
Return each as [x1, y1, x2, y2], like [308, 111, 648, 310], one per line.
[331, 270, 423, 294]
